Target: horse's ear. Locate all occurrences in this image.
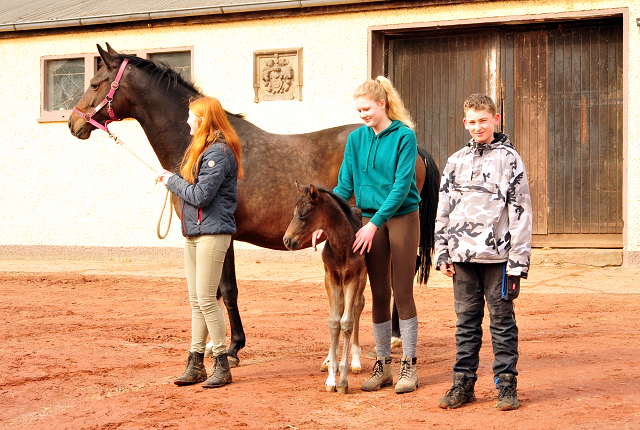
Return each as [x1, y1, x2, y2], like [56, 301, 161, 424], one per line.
[97, 44, 118, 70]
[309, 184, 319, 201]
[105, 42, 118, 55]
[295, 180, 306, 193]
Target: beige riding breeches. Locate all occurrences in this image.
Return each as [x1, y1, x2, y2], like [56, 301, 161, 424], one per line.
[184, 234, 231, 355]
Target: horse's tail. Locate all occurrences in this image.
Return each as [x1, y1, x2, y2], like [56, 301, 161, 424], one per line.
[416, 146, 440, 284]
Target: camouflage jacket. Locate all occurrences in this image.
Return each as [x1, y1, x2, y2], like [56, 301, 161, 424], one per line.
[434, 133, 532, 277]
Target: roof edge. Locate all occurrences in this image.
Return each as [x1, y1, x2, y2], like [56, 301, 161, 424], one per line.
[0, 0, 380, 33]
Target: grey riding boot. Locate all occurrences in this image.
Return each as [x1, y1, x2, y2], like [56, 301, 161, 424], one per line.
[202, 352, 233, 388]
[174, 351, 208, 386]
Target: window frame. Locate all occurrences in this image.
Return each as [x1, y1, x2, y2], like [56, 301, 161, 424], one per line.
[38, 46, 194, 123]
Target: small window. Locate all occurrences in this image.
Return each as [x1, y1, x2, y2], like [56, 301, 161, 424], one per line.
[149, 51, 192, 81]
[46, 58, 85, 111]
[39, 53, 93, 122]
[39, 47, 193, 123]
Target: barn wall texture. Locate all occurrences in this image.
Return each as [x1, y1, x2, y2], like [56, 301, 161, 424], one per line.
[0, 0, 638, 265]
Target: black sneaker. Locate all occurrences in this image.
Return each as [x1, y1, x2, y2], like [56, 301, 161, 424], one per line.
[438, 372, 476, 409]
[495, 373, 520, 410]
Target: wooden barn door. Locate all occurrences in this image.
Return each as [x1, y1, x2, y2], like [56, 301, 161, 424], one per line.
[385, 18, 623, 247]
[545, 22, 623, 244]
[388, 30, 501, 173]
[501, 29, 550, 236]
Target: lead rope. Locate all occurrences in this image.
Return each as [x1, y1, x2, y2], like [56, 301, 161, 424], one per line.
[109, 133, 172, 240]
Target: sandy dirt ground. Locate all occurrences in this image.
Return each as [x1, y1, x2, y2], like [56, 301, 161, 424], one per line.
[1, 253, 640, 429]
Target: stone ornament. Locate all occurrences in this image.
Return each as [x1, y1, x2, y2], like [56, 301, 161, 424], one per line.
[253, 48, 302, 102]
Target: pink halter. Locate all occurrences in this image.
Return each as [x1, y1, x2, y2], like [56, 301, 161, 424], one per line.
[72, 59, 128, 135]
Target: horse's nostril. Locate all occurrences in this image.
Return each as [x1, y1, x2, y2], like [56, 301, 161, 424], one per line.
[283, 237, 296, 250]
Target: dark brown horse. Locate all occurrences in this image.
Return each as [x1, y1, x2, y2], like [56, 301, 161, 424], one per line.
[68, 44, 440, 365]
[284, 182, 366, 393]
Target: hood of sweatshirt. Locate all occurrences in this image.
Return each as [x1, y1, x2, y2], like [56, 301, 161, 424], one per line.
[466, 132, 513, 154]
[363, 120, 406, 172]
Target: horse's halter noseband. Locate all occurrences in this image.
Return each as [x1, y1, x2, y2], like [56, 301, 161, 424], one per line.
[72, 59, 128, 135]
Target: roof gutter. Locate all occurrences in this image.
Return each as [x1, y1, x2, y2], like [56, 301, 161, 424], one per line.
[0, 0, 381, 32]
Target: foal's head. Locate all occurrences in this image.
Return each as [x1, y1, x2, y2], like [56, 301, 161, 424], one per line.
[283, 181, 361, 251]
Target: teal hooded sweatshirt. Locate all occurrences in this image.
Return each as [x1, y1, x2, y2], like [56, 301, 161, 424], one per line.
[334, 120, 421, 228]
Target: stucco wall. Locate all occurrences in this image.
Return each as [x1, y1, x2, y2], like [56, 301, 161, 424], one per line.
[0, 0, 638, 263]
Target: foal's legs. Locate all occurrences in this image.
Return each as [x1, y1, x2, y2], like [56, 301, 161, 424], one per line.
[350, 271, 366, 375]
[321, 272, 366, 375]
[336, 275, 363, 393]
[324, 272, 343, 392]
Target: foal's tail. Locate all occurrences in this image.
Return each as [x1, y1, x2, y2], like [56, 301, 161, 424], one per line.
[416, 146, 440, 284]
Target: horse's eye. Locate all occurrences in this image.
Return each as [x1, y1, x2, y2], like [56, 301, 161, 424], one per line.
[90, 83, 99, 90]
[298, 211, 307, 219]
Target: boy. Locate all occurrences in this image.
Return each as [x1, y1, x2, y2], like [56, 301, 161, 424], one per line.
[435, 94, 532, 411]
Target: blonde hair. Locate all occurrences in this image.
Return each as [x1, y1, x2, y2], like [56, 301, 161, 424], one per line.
[180, 97, 244, 183]
[463, 94, 497, 116]
[353, 76, 414, 129]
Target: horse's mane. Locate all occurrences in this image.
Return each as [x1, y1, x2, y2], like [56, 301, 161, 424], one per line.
[113, 53, 245, 120]
[114, 53, 202, 95]
[316, 187, 362, 233]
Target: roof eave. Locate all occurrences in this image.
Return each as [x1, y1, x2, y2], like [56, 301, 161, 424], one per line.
[0, 0, 379, 33]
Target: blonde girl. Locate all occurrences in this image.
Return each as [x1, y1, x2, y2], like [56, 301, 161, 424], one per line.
[314, 76, 422, 393]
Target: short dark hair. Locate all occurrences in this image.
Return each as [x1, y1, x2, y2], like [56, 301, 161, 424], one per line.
[464, 94, 497, 116]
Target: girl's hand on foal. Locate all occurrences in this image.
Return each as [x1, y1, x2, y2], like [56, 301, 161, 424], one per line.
[311, 229, 324, 251]
[353, 222, 377, 255]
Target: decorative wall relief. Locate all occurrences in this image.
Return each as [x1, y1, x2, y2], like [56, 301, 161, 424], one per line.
[253, 48, 302, 102]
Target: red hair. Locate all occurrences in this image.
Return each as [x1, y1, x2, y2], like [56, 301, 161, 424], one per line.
[180, 97, 244, 183]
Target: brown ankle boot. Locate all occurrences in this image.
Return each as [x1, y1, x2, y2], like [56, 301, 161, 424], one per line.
[174, 351, 207, 386]
[202, 352, 232, 388]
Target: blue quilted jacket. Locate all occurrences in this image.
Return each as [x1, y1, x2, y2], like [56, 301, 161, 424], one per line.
[166, 139, 238, 237]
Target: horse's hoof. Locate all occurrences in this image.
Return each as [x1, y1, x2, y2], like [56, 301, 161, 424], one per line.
[365, 348, 377, 360]
[228, 355, 240, 368]
[326, 385, 336, 392]
[391, 336, 403, 350]
[337, 385, 348, 394]
[351, 366, 362, 374]
[204, 347, 213, 358]
[320, 356, 329, 372]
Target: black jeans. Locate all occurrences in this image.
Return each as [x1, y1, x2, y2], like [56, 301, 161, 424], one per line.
[452, 262, 519, 379]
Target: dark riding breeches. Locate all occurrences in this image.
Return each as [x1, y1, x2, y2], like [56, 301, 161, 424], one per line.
[364, 210, 420, 323]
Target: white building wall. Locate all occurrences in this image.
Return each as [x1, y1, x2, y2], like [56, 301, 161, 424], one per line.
[0, 0, 638, 263]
